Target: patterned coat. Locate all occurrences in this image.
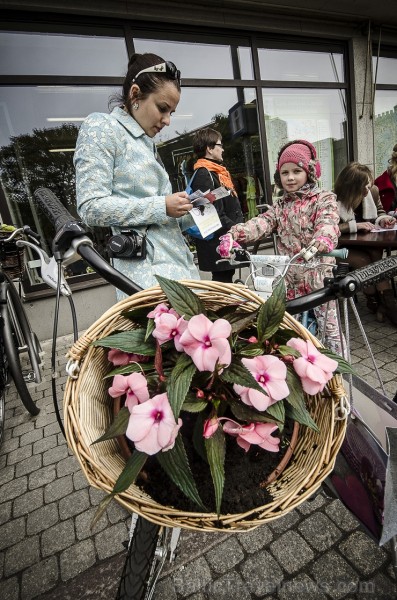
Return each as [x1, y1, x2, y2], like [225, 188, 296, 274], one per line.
[74, 107, 199, 297]
[229, 185, 340, 299]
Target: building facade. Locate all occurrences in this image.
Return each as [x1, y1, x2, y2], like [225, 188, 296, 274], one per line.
[1, 1, 397, 337]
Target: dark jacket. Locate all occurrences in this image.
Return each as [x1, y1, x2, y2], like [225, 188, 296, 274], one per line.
[190, 164, 244, 272]
[374, 170, 397, 213]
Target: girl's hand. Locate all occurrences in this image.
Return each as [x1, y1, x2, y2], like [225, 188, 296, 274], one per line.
[379, 216, 396, 229]
[313, 240, 329, 253]
[356, 222, 376, 232]
[166, 192, 192, 218]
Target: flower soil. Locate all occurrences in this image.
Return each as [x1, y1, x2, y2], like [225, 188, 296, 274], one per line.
[135, 418, 295, 515]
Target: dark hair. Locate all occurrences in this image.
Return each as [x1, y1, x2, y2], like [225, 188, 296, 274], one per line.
[193, 128, 221, 158]
[110, 53, 181, 115]
[334, 162, 373, 211]
[388, 143, 397, 182]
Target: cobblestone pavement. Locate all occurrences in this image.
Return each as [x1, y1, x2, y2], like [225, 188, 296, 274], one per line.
[0, 292, 396, 600]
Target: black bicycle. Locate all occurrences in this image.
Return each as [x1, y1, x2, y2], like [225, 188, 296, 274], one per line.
[33, 187, 397, 600]
[0, 226, 43, 445]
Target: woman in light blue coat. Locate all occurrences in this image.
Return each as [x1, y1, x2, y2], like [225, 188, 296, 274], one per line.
[74, 53, 199, 298]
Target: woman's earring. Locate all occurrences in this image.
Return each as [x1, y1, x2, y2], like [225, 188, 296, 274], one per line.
[132, 102, 139, 111]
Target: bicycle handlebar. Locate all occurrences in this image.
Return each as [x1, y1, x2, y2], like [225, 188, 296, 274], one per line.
[33, 187, 142, 296]
[286, 255, 397, 314]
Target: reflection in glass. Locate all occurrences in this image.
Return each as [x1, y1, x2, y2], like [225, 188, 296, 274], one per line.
[0, 86, 118, 283]
[134, 38, 250, 79]
[373, 56, 397, 86]
[0, 31, 127, 76]
[374, 90, 397, 176]
[156, 87, 264, 220]
[262, 88, 348, 192]
[258, 49, 344, 83]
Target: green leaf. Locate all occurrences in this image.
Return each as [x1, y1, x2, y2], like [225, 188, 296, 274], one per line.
[193, 412, 208, 462]
[113, 450, 148, 494]
[121, 306, 154, 322]
[238, 343, 265, 357]
[257, 279, 286, 341]
[104, 362, 155, 378]
[156, 275, 206, 319]
[285, 366, 319, 431]
[273, 328, 299, 345]
[220, 357, 268, 396]
[319, 348, 355, 374]
[92, 407, 130, 444]
[265, 400, 285, 426]
[156, 435, 206, 510]
[285, 404, 319, 431]
[91, 494, 114, 530]
[92, 330, 156, 356]
[205, 427, 226, 516]
[182, 400, 208, 413]
[229, 398, 278, 424]
[145, 318, 155, 342]
[277, 345, 301, 358]
[167, 353, 197, 419]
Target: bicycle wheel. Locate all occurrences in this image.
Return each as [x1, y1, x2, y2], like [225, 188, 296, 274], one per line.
[6, 274, 43, 385]
[0, 279, 40, 416]
[116, 517, 161, 600]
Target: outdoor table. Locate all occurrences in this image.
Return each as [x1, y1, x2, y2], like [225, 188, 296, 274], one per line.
[338, 229, 397, 253]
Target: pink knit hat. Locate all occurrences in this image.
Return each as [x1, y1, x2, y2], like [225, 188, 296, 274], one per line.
[277, 140, 321, 178]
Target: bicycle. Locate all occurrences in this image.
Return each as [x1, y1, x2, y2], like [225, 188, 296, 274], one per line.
[33, 187, 397, 600]
[0, 226, 44, 445]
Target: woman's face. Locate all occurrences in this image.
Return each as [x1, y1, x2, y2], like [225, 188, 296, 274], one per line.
[206, 139, 224, 161]
[131, 81, 180, 138]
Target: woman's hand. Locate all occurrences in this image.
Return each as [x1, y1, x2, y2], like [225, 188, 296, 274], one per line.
[379, 216, 396, 229]
[166, 192, 193, 218]
[356, 222, 376, 232]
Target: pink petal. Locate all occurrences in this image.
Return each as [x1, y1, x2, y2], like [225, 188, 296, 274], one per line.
[211, 338, 231, 367]
[287, 337, 308, 356]
[265, 378, 289, 402]
[108, 374, 128, 398]
[236, 437, 251, 452]
[187, 314, 212, 341]
[200, 345, 220, 372]
[246, 388, 271, 412]
[300, 376, 323, 395]
[209, 319, 232, 340]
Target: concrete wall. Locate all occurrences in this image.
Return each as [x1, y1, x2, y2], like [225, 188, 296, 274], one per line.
[24, 283, 117, 341]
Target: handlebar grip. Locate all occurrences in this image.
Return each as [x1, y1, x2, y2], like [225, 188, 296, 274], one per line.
[34, 188, 76, 231]
[320, 248, 349, 260]
[339, 256, 397, 293]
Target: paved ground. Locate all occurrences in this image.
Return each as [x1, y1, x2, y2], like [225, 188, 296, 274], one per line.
[1, 289, 397, 600]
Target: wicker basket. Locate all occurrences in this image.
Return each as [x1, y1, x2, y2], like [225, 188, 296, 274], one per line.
[0, 231, 25, 279]
[64, 280, 348, 533]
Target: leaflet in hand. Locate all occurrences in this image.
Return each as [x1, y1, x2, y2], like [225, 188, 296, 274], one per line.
[188, 187, 228, 238]
[188, 186, 230, 205]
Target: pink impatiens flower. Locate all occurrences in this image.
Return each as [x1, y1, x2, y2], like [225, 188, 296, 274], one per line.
[223, 420, 280, 453]
[233, 355, 289, 412]
[108, 373, 150, 411]
[179, 314, 231, 372]
[108, 348, 149, 366]
[287, 337, 338, 395]
[126, 393, 182, 455]
[203, 417, 219, 439]
[147, 303, 179, 321]
[152, 312, 188, 351]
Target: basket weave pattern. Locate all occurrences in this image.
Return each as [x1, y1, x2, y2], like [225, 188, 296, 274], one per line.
[64, 280, 347, 532]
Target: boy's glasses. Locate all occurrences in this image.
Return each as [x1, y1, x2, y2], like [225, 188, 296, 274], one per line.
[132, 62, 181, 85]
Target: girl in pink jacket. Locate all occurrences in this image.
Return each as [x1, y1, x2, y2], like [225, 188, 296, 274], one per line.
[220, 140, 343, 354]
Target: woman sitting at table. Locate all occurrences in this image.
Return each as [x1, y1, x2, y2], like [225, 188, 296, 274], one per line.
[335, 162, 397, 325]
[374, 143, 397, 215]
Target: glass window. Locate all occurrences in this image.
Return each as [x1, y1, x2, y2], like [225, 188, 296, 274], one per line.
[373, 56, 397, 86]
[374, 90, 397, 176]
[156, 87, 264, 219]
[133, 38, 252, 79]
[0, 86, 119, 284]
[258, 49, 344, 82]
[262, 88, 348, 193]
[0, 31, 127, 76]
